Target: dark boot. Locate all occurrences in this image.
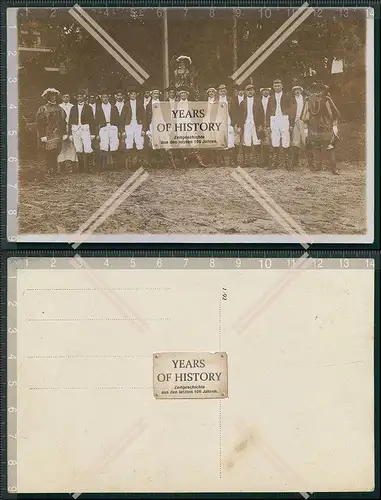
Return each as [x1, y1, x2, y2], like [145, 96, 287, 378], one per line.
[243, 147, 250, 167]
[291, 147, 299, 169]
[315, 145, 323, 171]
[306, 146, 316, 171]
[262, 146, 270, 169]
[100, 153, 107, 170]
[254, 146, 261, 167]
[284, 148, 292, 170]
[328, 148, 339, 175]
[272, 147, 280, 169]
[78, 153, 84, 172]
[125, 151, 133, 168]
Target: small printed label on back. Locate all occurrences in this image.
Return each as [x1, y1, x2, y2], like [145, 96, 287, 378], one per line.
[153, 351, 228, 399]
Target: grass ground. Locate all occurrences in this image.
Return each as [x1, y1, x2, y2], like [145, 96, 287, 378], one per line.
[18, 123, 368, 237]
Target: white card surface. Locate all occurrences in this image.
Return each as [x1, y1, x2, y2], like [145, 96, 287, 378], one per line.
[10, 261, 374, 493]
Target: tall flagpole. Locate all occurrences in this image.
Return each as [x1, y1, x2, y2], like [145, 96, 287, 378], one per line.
[163, 8, 170, 95]
[232, 10, 238, 74]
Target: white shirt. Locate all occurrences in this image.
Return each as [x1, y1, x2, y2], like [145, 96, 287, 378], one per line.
[151, 98, 160, 105]
[262, 95, 269, 114]
[115, 100, 124, 115]
[219, 96, 230, 125]
[208, 97, 215, 104]
[246, 96, 255, 124]
[130, 99, 137, 121]
[59, 102, 73, 123]
[77, 102, 84, 124]
[275, 91, 283, 116]
[102, 102, 111, 123]
[238, 95, 244, 105]
[144, 97, 151, 109]
[89, 102, 96, 117]
[295, 95, 304, 120]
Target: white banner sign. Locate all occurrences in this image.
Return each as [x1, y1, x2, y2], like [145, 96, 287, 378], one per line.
[151, 101, 228, 149]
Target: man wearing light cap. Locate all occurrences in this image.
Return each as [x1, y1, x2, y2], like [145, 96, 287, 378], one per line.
[204, 86, 218, 165]
[144, 86, 164, 166]
[289, 84, 307, 169]
[68, 90, 96, 172]
[268, 78, 292, 169]
[256, 86, 272, 168]
[217, 83, 235, 166]
[120, 86, 145, 167]
[238, 83, 261, 167]
[94, 91, 120, 169]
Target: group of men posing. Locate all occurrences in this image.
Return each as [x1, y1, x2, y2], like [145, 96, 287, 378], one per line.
[36, 78, 340, 174]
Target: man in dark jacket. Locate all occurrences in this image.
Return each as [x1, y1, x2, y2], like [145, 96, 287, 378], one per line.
[95, 91, 120, 168]
[120, 86, 145, 166]
[256, 86, 272, 168]
[268, 79, 292, 169]
[237, 84, 262, 167]
[68, 90, 95, 172]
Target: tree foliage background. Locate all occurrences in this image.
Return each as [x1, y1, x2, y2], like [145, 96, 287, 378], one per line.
[19, 8, 366, 118]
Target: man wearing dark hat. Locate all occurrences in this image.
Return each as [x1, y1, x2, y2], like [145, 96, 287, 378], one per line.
[95, 91, 120, 168]
[268, 79, 292, 169]
[36, 88, 66, 174]
[256, 86, 272, 168]
[289, 85, 307, 169]
[301, 81, 340, 174]
[120, 86, 145, 167]
[68, 90, 95, 172]
[238, 83, 261, 167]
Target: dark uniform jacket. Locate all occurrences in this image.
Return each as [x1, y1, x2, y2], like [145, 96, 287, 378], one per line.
[95, 103, 120, 132]
[68, 103, 96, 135]
[119, 99, 145, 130]
[256, 96, 272, 129]
[267, 92, 292, 119]
[237, 96, 261, 129]
[289, 95, 307, 127]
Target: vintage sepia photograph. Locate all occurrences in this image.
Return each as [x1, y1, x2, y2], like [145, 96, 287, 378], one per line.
[9, 6, 374, 243]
